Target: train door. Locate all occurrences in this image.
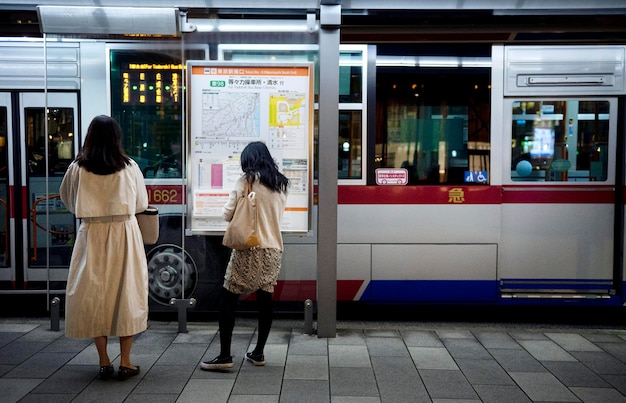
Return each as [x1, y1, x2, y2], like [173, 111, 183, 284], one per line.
[499, 46, 623, 303]
[0, 91, 78, 291]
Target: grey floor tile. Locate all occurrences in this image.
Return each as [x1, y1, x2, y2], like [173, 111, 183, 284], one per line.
[126, 393, 178, 402]
[30, 364, 95, 394]
[329, 345, 370, 367]
[288, 332, 327, 355]
[408, 346, 458, 370]
[331, 397, 381, 403]
[419, 369, 479, 400]
[0, 332, 22, 348]
[489, 348, 547, 372]
[229, 395, 278, 403]
[0, 324, 39, 333]
[173, 328, 217, 344]
[546, 332, 603, 352]
[233, 365, 284, 395]
[0, 340, 49, 365]
[570, 386, 626, 403]
[40, 336, 92, 353]
[509, 331, 551, 341]
[473, 384, 532, 403]
[509, 371, 580, 402]
[582, 332, 626, 344]
[285, 354, 328, 380]
[518, 339, 577, 362]
[365, 336, 408, 357]
[0, 378, 44, 402]
[474, 331, 521, 349]
[329, 329, 366, 346]
[133, 364, 194, 394]
[436, 329, 475, 340]
[72, 377, 142, 403]
[280, 379, 329, 403]
[18, 393, 77, 403]
[253, 343, 287, 367]
[443, 338, 492, 360]
[19, 327, 64, 344]
[364, 329, 399, 338]
[156, 342, 207, 366]
[400, 330, 444, 348]
[4, 351, 75, 378]
[455, 358, 515, 385]
[571, 350, 626, 375]
[603, 374, 626, 395]
[330, 367, 379, 397]
[597, 341, 626, 363]
[177, 378, 234, 403]
[543, 361, 611, 387]
[371, 355, 430, 403]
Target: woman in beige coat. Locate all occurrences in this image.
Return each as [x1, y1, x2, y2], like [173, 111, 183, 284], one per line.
[201, 141, 288, 370]
[60, 115, 149, 381]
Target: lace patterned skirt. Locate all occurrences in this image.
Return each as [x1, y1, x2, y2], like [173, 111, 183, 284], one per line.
[223, 247, 282, 294]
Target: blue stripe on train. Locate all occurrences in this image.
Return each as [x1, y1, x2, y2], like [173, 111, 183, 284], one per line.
[361, 280, 497, 302]
[359, 279, 625, 305]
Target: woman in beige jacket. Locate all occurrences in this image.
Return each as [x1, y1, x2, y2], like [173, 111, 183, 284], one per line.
[201, 141, 289, 370]
[60, 115, 149, 381]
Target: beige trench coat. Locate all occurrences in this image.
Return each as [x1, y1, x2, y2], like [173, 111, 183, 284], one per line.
[60, 160, 149, 338]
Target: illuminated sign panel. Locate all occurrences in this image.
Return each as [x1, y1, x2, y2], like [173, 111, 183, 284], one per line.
[120, 63, 182, 105]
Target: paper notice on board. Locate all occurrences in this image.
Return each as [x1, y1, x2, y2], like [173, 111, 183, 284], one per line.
[187, 62, 313, 233]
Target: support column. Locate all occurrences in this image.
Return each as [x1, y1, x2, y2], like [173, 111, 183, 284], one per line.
[316, 1, 340, 338]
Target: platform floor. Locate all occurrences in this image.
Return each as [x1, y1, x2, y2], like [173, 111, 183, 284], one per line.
[1, 316, 626, 402]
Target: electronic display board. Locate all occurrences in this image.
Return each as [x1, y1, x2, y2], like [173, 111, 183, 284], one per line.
[186, 61, 314, 234]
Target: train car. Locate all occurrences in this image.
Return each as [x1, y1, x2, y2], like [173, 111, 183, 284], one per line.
[0, 1, 625, 314]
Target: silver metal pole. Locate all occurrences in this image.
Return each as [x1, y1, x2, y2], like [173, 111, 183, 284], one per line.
[316, 2, 340, 338]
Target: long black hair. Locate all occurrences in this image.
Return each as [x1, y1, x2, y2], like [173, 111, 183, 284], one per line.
[75, 115, 131, 175]
[240, 141, 289, 193]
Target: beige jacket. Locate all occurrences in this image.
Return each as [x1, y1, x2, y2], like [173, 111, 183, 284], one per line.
[223, 176, 287, 251]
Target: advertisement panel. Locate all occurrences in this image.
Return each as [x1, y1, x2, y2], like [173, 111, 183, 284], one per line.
[187, 62, 314, 234]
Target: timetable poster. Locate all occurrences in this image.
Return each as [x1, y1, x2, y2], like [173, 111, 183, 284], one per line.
[187, 62, 314, 234]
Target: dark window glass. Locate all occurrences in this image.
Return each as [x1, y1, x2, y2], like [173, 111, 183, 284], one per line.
[376, 67, 491, 185]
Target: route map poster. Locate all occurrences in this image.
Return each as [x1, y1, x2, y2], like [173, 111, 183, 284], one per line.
[186, 62, 314, 234]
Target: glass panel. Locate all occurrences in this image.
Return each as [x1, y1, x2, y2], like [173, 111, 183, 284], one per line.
[26, 107, 76, 266]
[0, 107, 8, 267]
[376, 68, 491, 185]
[511, 100, 610, 182]
[339, 50, 363, 103]
[110, 49, 205, 178]
[339, 111, 362, 179]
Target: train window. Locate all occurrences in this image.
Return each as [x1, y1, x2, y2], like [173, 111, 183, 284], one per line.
[511, 100, 610, 182]
[26, 107, 75, 176]
[339, 50, 363, 104]
[376, 67, 491, 185]
[339, 110, 362, 179]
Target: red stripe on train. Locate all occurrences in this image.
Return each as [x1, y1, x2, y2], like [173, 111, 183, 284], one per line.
[337, 185, 615, 205]
[338, 185, 501, 204]
[240, 280, 364, 302]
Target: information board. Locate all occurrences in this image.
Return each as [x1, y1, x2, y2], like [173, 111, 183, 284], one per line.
[186, 61, 314, 234]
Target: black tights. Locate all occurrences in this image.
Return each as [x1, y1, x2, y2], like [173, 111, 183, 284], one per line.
[218, 288, 273, 358]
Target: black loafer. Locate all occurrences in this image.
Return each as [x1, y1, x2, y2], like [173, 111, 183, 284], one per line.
[99, 365, 114, 380]
[118, 365, 140, 381]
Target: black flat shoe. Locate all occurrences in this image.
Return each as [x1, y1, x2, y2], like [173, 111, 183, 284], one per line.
[118, 365, 140, 381]
[99, 365, 114, 380]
